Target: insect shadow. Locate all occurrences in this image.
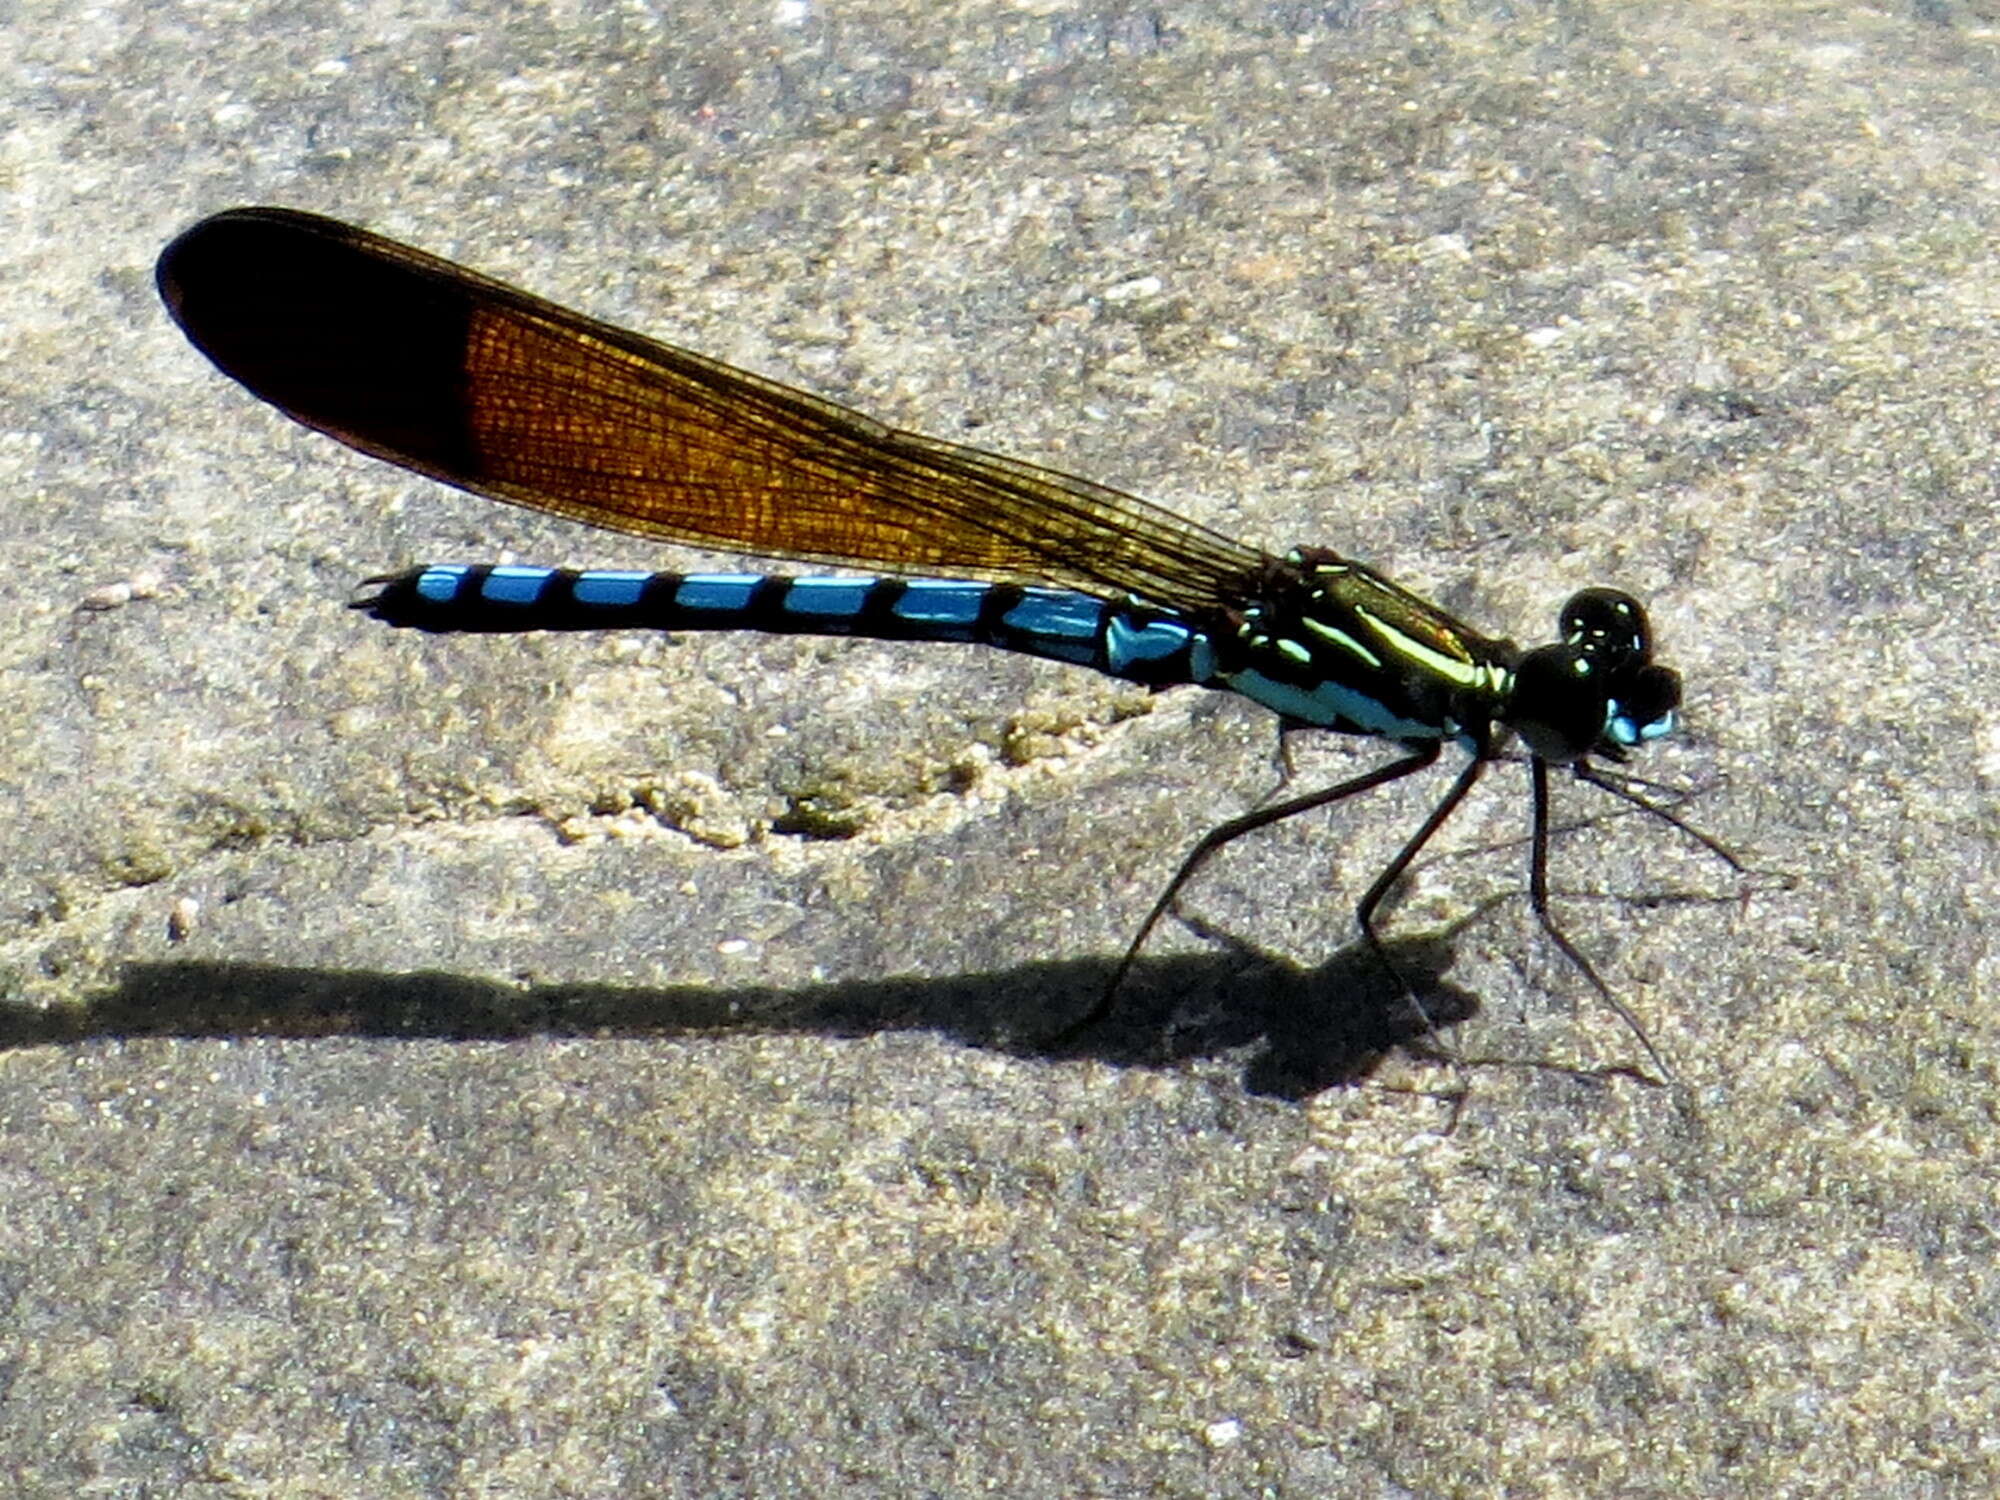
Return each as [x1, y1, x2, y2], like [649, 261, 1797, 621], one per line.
[9, 935, 1479, 1103]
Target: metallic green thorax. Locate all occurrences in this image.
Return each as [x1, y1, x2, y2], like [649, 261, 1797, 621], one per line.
[1210, 547, 1517, 747]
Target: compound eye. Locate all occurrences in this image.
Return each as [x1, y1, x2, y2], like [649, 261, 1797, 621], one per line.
[1507, 643, 1607, 763]
[1560, 588, 1651, 670]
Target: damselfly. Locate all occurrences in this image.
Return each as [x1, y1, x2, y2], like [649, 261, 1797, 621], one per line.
[157, 207, 1732, 1073]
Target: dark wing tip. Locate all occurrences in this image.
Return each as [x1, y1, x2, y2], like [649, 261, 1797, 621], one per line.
[156, 207, 344, 317]
[157, 207, 480, 478]
[157, 207, 381, 385]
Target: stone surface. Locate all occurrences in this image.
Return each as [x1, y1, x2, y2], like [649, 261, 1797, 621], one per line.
[2, 1, 1994, 1494]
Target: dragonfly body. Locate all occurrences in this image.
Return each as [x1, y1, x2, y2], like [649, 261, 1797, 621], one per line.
[360, 550, 1527, 748]
[363, 565, 1216, 690]
[158, 207, 1706, 1068]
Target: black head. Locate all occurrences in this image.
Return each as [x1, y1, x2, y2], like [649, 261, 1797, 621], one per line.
[1503, 588, 1681, 764]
